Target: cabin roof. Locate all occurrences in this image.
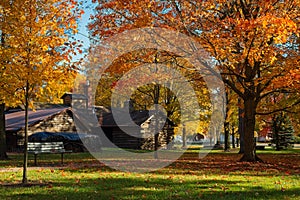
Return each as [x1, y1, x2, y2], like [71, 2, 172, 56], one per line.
[5, 107, 67, 132]
[97, 107, 174, 127]
[60, 92, 87, 100]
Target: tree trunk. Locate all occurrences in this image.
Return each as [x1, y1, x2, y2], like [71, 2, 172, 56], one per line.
[153, 84, 159, 159]
[274, 122, 280, 151]
[215, 126, 221, 145]
[209, 137, 213, 146]
[182, 124, 186, 148]
[224, 122, 230, 151]
[238, 98, 245, 154]
[231, 125, 235, 149]
[0, 103, 8, 160]
[240, 97, 260, 162]
[22, 86, 29, 184]
[223, 90, 230, 151]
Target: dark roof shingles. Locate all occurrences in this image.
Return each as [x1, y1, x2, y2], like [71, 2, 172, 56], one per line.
[5, 108, 66, 131]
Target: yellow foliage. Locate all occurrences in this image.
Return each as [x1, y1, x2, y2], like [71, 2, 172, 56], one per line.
[0, 0, 83, 107]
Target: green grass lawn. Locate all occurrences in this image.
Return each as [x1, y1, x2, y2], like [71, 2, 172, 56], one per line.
[0, 148, 299, 200]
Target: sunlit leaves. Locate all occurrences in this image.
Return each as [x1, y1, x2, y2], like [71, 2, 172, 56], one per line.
[88, 0, 300, 161]
[0, 0, 83, 106]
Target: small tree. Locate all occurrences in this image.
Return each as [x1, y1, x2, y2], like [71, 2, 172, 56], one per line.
[271, 112, 295, 150]
[0, 0, 82, 184]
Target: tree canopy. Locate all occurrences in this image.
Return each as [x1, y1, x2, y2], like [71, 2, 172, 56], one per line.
[89, 0, 300, 161]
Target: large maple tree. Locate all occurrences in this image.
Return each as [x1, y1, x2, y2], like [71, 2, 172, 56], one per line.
[0, 0, 82, 183]
[89, 0, 300, 161]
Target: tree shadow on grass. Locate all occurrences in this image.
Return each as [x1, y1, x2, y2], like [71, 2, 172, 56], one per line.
[1, 181, 48, 188]
[0, 176, 299, 200]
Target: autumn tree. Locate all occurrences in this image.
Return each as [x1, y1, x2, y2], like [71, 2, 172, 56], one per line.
[0, 0, 82, 184]
[85, 46, 211, 157]
[89, 0, 300, 162]
[86, 45, 211, 121]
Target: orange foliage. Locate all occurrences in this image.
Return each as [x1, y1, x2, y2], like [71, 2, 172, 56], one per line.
[89, 0, 300, 161]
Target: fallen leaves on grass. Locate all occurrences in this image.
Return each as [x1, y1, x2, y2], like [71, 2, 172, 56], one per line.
[168, 153, 300, 175]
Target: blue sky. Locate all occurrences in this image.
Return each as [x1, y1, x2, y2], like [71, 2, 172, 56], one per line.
[72, 0, 96, 62]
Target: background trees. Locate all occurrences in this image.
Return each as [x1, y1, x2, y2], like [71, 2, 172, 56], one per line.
[85, 46, 212, 155]
[89, 0, 300, 161]
[271, 112, 295, 150]
[0, 0, 82, 184]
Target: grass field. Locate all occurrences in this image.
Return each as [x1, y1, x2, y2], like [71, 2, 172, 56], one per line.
[0, 148, 299, 200]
